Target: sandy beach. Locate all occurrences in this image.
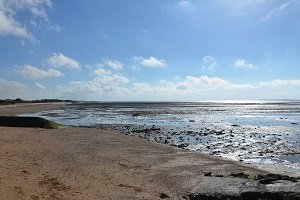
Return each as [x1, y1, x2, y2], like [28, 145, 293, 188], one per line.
[0, 104, 299, 200]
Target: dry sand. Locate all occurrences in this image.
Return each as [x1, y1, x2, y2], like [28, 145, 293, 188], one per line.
[0, 103, 297, 200]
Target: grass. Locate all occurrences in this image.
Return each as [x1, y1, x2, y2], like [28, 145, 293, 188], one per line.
[0, 116, 63, 129]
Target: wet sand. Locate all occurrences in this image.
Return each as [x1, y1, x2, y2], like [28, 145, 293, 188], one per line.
[0, 103, 299, 199]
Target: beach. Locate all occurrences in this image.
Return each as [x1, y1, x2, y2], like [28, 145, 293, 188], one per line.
[0, 103, 299, 199]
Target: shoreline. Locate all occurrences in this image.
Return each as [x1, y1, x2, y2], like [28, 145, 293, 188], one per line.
[0, 103, 299, 199]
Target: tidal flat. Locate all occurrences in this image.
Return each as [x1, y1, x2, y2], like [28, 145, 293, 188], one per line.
[25, 101, 300, 176]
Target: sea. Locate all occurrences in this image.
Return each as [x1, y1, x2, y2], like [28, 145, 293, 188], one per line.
[21, 100, 300, 176]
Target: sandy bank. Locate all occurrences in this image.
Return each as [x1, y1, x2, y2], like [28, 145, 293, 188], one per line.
[0, 126, 271, 200]
[0, 103, 67, 116]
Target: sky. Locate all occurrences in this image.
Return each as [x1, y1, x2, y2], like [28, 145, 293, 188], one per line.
[0, 0, 300, 101]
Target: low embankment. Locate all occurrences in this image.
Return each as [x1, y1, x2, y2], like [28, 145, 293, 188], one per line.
[0, 116, 62, 129]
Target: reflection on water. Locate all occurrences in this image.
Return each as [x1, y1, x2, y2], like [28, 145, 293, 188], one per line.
[21, 101, 300, 175]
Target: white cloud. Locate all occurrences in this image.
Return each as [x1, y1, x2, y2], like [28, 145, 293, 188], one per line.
[5, 0, 52, 19]
[133, 75, 253, 94]
[178, 0, 192, 9]
[17, 65, 63, 79]
[95, 75, 129, 86]
[103, 59, 123, 70]
[54, 69, 130, 100]
[46, 23, 63, 32]
[129, 75, 254, 101]
[181, 75, 254, 90]
[94, 68, 112, 76]
[202, 55, 217, 70]
[260, 79, 300, 87]
[131, 65, 140, 71]
[45, 53, 81, 70]
[0, 11, 34, 40]
[219, 0, 266, 10]
[94, 68, 129, 85]
[0, 79, 27, 99]
[0, 0, 52, 41]
[55, 73, 254, 101]
[261, 0, 296, 21]
[35, 82, 45, 89]
[234, 59, 255, 69]
[68, 80, 103, 94]
[134, 56, 166, 68]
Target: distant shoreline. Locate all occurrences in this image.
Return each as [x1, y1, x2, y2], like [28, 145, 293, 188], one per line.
[0, 98, 73, 105]
[0, 102, 67, 116]
[2, 98, 300, 106]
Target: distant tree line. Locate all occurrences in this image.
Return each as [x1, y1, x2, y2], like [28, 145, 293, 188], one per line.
[0, 98, 73, 105]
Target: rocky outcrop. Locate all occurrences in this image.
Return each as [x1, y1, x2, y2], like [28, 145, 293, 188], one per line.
[187, 175, 300, 200]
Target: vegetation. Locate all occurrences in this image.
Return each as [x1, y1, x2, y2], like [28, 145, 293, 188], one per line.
[0, 98, 73, 105]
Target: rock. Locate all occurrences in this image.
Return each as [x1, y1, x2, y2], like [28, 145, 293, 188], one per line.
[160, 193, 170, 199]
[188, 176, 300, 200]
[132, 113, 141, 117]
[231, 124, 239, 127]
[178, 143, 189, 148]
[229, 172, 249, 179]
[215, 174, 224, 177]
[204, 172, 212, 176]
[151, 125, 161, 131]
[254, 173, 299, 184]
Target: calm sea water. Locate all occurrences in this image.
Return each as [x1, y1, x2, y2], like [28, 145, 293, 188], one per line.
[22, 100, 300, 175]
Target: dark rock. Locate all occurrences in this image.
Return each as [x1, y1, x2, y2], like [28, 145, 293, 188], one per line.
[231, 124, 240, 127]
[229, 172, 249, 179]
[240, 191, 300, 200]
[254, 173, 299, 184]
[132, 113, 141, 117]
[204, 172, 212, 176]
[178, 143, 189, 148]
[188, 176, 300, 200]
[160, 193, 170, 199]
[281, 175, 298, 182]
[215, 174, 224, 177]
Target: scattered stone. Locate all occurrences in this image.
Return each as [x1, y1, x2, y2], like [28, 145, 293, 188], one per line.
[254, 173, 299, 184]
[160, 193, 170, 199]
[229, 172, 249, 179]
[151, 127, 161, 131]
[204, 172, 212, 176]
[132, 113, 141, 117]
[215, 174, 224, 177]
[231, 124, 239, 127]
[178, 143, 189, 148]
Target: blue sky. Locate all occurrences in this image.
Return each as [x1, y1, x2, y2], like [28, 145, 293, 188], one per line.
[0, 0, 300, 101]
